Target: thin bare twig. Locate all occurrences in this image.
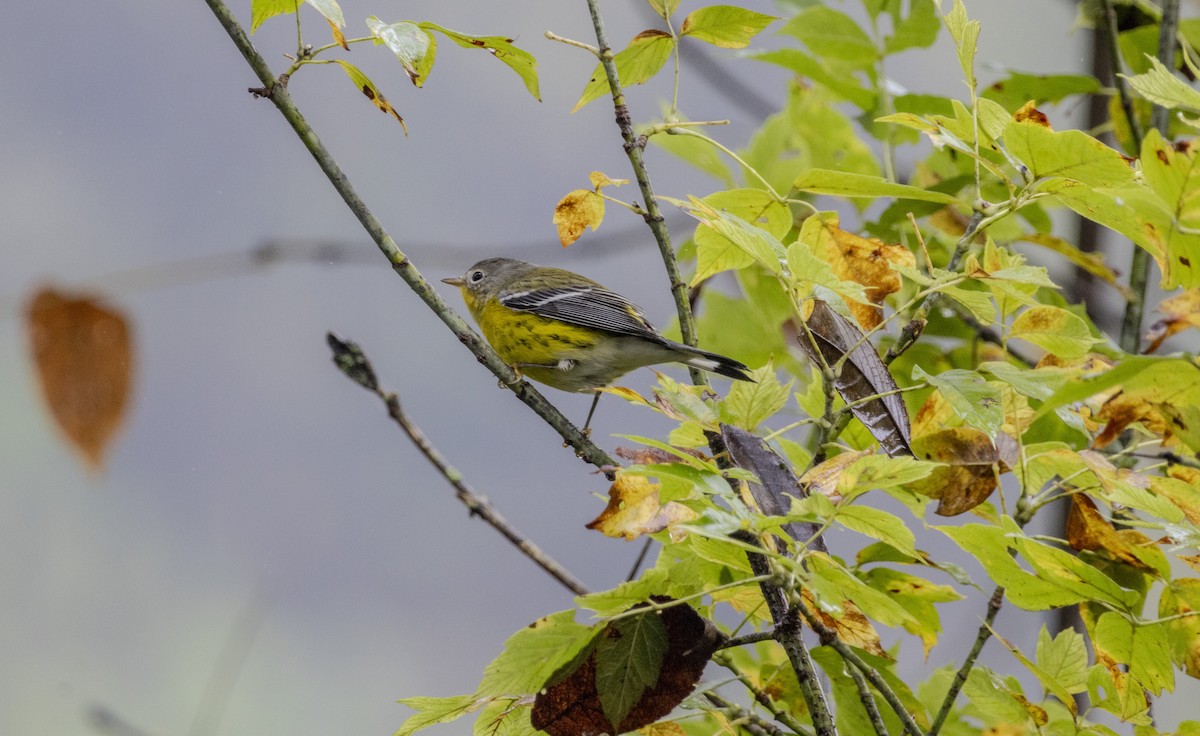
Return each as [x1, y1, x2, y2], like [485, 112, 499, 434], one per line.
[327, 334, 590, 597]
[928, 585, 1006, 736]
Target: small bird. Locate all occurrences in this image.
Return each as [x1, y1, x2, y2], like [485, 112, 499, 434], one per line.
[443, 257, 753, 430]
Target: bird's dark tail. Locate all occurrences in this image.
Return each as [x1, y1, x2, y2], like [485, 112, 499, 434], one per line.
[673, 343, 754, 382]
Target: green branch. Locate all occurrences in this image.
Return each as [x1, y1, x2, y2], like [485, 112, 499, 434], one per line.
[582, 0, 706, 387]
[201, 0, 617, 474]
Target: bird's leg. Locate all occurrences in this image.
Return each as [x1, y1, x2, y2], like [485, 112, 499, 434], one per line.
[581, 390, 601, 438]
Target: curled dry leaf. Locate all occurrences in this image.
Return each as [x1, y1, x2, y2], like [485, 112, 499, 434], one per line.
[797, 300, 912, 457]
[532, 598, 722, 736]
[26, 288, 134, 472]
[1144, 288, 1200, 353]
[907, 427, 1016, 516]
[1066, 493, 1161, 574]
[809, 216, 916, 330]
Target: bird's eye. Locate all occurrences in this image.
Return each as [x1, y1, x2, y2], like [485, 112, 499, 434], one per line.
[468, 270, 485, 284]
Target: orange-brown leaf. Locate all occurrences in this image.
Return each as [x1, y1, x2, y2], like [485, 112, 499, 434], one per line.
[1013, 101, 1051, 127]
[907, 427, 1014, 516]
[26, 288, 134, 472]
[810, 216, 916, 330]
[1066, 493, 1160, 573]
[327, 17, 349, 50]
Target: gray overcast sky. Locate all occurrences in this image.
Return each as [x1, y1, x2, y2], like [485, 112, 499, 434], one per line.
[4, 1, 1193, 735]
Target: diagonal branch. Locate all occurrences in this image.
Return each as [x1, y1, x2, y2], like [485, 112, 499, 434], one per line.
[327, 333, 590, 597]
[202, 0, 616, 474]
[581, 0, 706, 386]
[928, 584, 1006, 736]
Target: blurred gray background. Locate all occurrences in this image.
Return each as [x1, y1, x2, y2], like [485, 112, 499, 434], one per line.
[3, 1, 1194, 734]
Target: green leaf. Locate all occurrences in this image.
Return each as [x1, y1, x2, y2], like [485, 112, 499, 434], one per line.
[1092, 614, 1174, 697]
[576, 570, 673, 617]
[939, 524, 1091, 610]
[477, 610, 596, 696]
[688, 199, 784, 276]
[1009, 305, 1100, 360]
[1004, 120, 1135, 186]
[1037, 625, 1089, 695]
[331, 60, 407, 133]
[367, 17, 435, 86]
[806, 554, 917, 628]
[250, 0, 298, 33]
[781, 5, 877, 68]
[691, 189, 790, 284]
[748, 48, 876, 109]
[790, 169, 958, 203]
[883, 0, 940, 55]
[594, 612, 669, 727]
[649, 130, 734, 186]
[840, 454, 939, 496]
[679, 5, 776, 48]
[396, 694, 487, 736]
[420, 23, 540, 100]
[980, 361, 1070, 401]
[864, 567, 961, 655]
[645, 0, 680, 19]
[1033, 356, 1200, 421]
[1123, 55, 1200, 112]
[1137, 128, 1200, 289]
[834, 504, 919, 558]
[983, 71, 1102, 112]
[961, 667, 1034, 726]
[943, 0, 980, 90]
[721, 363, 792, 430]
[913, 367, 1004, 438]
[573, 30, 675, 112]
[1011, 533, 1136, 609]
[305, 0, 343, 28]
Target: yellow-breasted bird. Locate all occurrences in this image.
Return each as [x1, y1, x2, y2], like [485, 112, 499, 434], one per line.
[443, 257, 753, 430]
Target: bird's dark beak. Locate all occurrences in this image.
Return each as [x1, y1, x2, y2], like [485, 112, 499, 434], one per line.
[442, 277, 465, 287]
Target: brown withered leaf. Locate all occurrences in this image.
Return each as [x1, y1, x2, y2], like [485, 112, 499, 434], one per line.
[907, 428, 1014, 516]
[1179, 555, 1200, 574]
[800, 588, 888, 658]
[1066, 493, 1160, 574]
[809, 215, 916, 330]
[553, 189, 605, 247]
[27, 288, 134, 472]
[797, 300, 912, 457]
[327, 17, 349, 50]
[587, 475, 661, 541]
[532, 598, 722, 736]
[613, 445, 709, 465]
[721, 424, 825, 549]
[1143, 288, 1200, 353]
[798, 449, 873, 502]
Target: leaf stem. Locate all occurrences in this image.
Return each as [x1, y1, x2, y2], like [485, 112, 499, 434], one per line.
[543, 30, 599, 56]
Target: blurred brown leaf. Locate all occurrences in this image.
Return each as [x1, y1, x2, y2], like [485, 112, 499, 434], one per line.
[810, 216, 915, 330]
[907, 427, 1014, 516]
[26, 288, 134, 472]
[1143, 288, 1200, 353]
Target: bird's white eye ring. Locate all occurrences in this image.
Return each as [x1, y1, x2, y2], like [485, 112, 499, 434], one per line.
[469, 270, 485, 283]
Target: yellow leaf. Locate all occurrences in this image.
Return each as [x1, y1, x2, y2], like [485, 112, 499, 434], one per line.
[1066, 493, 1160, 574]
[26, 288, 134, 472]
[800, 588, 887, 658]
[588, 171, 628, 191]
[553, 189, 604, 247]
[799, 449, 873, 502]
[586, 474, 661, 540]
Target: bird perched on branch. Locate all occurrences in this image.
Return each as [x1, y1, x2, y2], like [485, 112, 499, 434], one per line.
[444, 257, 752, 431]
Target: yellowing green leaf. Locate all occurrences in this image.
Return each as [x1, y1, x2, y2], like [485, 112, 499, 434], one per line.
[1010, 305, 1099, 360]
[304, 0, 343, 28]
[1092, 613, 1174, 697]
[1159, 579, 1200, 678]
[250, 0, 298, 33]
[478, 610, 595, 695]
[332, 60, 407, 133]
[943, 0, 980, 90]
[1004, 120, 1134, 186]
[1037, 626, 1089, 694]
[1123, 55, 1200, 112]
[420, 23, 540, 100]
[688, 198, 784, 277]
[721, 363, 792, 430]
[914, 367, 1004, 438]
[781, 5, 877, 68]
[367, 17, 435, 86]
[1137, 129, 1200, 289]
[574, 30, 675, 112]
[396, 694, 487, 736]
[679, 5, 776, 48]
[864, 568, 961, 656]
[833, 504, 918, 558]
[791, 169, 958, 203]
